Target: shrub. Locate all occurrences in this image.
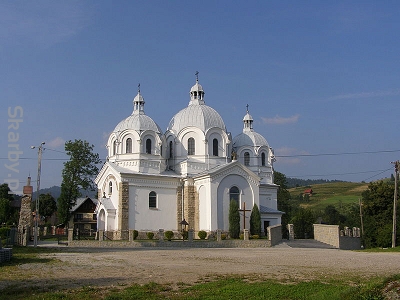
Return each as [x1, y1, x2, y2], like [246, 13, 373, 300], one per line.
[240, 233, 244, 240]
[221, 233, 227, 240]
[146, 232, 154, 240]
[165, 230, 174, 241]
[133, 230, 138, 240]
[251, 235, 259, 239]
[198, 230, 207, 240]
[0, 227, 10, 240]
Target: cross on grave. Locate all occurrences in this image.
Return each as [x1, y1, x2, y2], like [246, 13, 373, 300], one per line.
[238, 201, 251, 230]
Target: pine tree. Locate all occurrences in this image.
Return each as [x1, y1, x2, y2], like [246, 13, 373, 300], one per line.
[250, 203, 261, 236]
[229, 199, 240, 239]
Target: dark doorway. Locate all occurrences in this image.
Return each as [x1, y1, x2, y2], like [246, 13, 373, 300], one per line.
[264, 221, 270, 237]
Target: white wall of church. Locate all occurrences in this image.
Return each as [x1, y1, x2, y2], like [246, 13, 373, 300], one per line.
[198, 185, 211, 231]
[215, 174, 257, 231]
[128, 185, 178, 231]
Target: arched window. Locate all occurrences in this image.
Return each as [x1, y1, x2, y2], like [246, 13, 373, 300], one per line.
[169, 141, 173, 158]
[108, 181, 112, 194]
[126, 138, 132, 153]
[261, 152, 266, 166]
[188, 137, 195, 155]
[146, 139, 152, 154]
[113, 141, 117, 156]
[213, 138, 218, 156]
[229, 186, 240, 204]
[149, 191, 157, 208]
[244, 152, 250, 166]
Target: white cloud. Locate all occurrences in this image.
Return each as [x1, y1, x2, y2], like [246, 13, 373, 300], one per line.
[261, 114, 300, 125]
[0, 1, 94, 48]
[47, 137, 65, 148]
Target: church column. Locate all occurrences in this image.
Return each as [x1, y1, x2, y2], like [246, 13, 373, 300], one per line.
[117, 181, 129, 240]
[183, 179, 199, 231]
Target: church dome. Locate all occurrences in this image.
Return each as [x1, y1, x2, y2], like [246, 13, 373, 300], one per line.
[232, 106, 269, 148]
[167, 77, 226, 134]
[113, 87, 162, 134]
[114, 114, 162, 133]
[232, 131, 269, 148]
[168, 105, 226, 133]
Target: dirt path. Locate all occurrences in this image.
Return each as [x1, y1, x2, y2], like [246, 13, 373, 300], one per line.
[4, 245, 400, 291]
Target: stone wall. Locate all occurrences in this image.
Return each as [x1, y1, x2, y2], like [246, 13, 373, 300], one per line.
[117, 181, 129, 240]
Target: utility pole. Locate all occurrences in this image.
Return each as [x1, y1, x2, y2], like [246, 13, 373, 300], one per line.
[359, 198, 364, 240]
[31, 142, 45, 248]
[392, 160, 399, 248]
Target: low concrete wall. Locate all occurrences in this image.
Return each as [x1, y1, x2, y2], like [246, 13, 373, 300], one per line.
[313, 224, 340, 248]
[339, 236, 361, 250]
[268, 225, 282, 246]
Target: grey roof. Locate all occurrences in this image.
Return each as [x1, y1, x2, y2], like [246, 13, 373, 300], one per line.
[98, 197, 115, 211]
[232, 131, 269, 148]
[260, 205, 284, 215]
[70, 197, 97, 212]
[114, 113, 162, 134]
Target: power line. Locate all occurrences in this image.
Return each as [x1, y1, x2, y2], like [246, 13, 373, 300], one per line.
[287, 168, 391, 178]
[275, 149, 400, 158]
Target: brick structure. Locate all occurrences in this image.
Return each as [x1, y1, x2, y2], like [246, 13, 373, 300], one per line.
[17, 177, 33, 246]
[117, 181, 129, 240]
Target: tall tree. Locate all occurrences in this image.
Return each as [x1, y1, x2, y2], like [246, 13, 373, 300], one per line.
[250, 203, 261, 236]
[57, 140, 101, 226]
[229, 199, 240, 239]
[362, 180, 398, 248]
[291, 208, 315, 239]
[274, 171, 294, 239]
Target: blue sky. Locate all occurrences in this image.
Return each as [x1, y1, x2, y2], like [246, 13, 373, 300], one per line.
[1, 1, 400, 192]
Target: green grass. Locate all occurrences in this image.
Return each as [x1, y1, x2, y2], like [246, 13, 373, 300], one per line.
[288, 182, 368, 210]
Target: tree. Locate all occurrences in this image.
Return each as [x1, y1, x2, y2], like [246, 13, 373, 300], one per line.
[323, 205, 346, 226]
[291, 208, 315, 239]
[250, 203, 261, 236]
[57, 140, 101, 226]
[274, 171, 295, 239]
[39, 194, 57, 223]
[362, 180, 398, 248]
[0, 198, 12, 224]
[0, 184, 14, 201]
[229, 199, 240, 239]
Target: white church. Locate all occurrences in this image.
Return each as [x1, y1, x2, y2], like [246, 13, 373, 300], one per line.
[95, 75, 283, 239]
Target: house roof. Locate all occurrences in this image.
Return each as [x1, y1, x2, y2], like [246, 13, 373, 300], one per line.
[70, 197, 97, 212]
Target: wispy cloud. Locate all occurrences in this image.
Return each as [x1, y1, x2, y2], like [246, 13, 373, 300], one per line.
[327, 89, 400, 101]
[261, 114, 300, 125]
[0, 1, 94, 48]
[47, 137, 65, 148]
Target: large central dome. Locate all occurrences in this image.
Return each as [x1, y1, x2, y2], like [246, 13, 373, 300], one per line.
[167, 78, 226, 134]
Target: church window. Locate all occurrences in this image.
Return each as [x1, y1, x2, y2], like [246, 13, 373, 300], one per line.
[188, 138, 195, 155]
[109, 181, 112, 194]
[169, 141, 173, 158]
[146, 139, 152, 154]
[149, 191, 157, 208]
[244, 152, 250, 166]
[229, 186, 240, 204]
[213, 138, 218, 156]
[113, 141, 117, 156]
[261, 152, 266, 166]
[126, 138, 132, 153]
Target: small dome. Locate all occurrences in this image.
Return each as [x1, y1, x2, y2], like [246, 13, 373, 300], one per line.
[243, 111, 253, 122]
[190, 81, 204, 93]
[114, 114, 162, 134]
[168, 104, 226, 134]
[232, 131, 269, 149]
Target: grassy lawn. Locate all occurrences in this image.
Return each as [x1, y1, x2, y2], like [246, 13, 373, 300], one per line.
[1, 247, 399, 300]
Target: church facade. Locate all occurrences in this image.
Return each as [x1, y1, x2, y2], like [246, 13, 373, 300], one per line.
[95, 76, 282, 239]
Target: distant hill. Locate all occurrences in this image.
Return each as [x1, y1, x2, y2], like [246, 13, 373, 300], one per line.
[288, 181, 369, 210]
[286, 177, 345, 189]
[32, 186, 96, 199]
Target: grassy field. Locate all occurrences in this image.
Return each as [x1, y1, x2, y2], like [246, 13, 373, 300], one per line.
[1, 247, 399, 300]
[288, 181, 369, 210]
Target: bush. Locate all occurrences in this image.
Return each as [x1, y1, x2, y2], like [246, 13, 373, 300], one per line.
[0, 227, 10, 240]
[133, 230, 138, 240]
[251, 235, 259, 239]
[240, 233, 244, 240]
[221, 233, 227, 240]
[146, 232, 154, 240]
[165, 230, 174, 241]
[198, 230, 207, 240]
